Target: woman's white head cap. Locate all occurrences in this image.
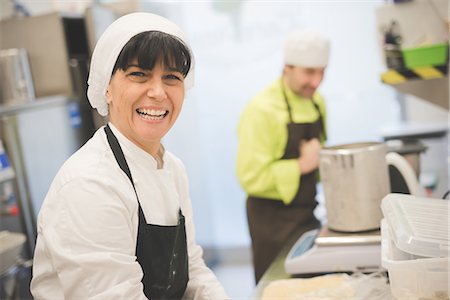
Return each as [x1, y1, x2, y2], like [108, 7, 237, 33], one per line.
[87, 12, 195, 116]
[283, 29, 330, 68]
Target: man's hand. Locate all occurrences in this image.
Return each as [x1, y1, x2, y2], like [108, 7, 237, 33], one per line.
[298, 138, 321, 175]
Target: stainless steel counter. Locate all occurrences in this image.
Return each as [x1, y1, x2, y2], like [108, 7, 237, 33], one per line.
[0, 95, 71, 116]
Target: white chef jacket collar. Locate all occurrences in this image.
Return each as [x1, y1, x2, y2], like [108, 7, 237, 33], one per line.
[107, 122, 165, 170]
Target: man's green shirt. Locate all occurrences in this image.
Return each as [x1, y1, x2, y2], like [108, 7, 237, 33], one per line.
[236, 78, 327, 204]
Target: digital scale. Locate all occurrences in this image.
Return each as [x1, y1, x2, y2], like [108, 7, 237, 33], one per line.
[284, 227, 382, 275]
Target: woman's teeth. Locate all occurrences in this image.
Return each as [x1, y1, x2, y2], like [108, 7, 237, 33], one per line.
[137, 108, 168, 120]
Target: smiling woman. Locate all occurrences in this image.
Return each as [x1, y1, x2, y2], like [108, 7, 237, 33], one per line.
[107, 59, 185, 155]
[30, 12, 227, 300]
[106, 31, 190, 156]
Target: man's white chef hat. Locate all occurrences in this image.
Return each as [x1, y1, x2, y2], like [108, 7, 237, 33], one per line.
[87, 12, 195, 116]
[283, 29, 330, 68]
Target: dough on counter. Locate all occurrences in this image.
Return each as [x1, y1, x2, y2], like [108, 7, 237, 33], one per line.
[261, 273, 354, 299]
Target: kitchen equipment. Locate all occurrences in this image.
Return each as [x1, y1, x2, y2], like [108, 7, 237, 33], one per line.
[383, 20, 404, 69]
[319, 142, 419, 232]
[0, 13, 97, 258]
[381, 193, 449, 299]
[386, 138, 426, 178]
[0, 231, 31, 300]
[284, 227, 381, 275]
[0, 48, 35, 105]
[383, 122, 448, 198]
[386, 139, 427, 195]
[0, 231, 26, 275]
[0, 95, 91, 256]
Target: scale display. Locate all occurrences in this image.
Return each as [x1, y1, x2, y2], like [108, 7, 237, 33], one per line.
[284, 227, 382, 275]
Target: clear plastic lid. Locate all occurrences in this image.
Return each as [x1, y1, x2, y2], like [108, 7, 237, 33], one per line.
[381, 194, 449, 258]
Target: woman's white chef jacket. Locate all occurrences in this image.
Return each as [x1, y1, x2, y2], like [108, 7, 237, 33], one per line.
[31, 124, 228, 299]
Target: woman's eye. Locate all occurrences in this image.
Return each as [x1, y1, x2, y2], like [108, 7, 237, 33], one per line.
[129, 71, 145, 77]
[165, 74, 182, 81]
[127, 71, 148, 82]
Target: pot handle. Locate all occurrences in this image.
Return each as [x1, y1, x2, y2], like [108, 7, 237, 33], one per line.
[385, 152, 424, 196]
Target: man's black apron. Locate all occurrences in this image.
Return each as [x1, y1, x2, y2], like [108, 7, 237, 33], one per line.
[105, 125, 188, 299]
[247, 82, 325, 283]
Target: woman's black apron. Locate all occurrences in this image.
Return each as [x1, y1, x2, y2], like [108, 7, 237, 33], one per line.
[105, 125, 188, 299]
[247, 82, 325, 283]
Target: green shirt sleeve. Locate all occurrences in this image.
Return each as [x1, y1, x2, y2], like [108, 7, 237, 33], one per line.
[236, 97, 301, 205]
[269, 159, 301, 204]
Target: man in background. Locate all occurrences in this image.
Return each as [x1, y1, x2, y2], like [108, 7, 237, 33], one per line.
[236, 29, 330, 283]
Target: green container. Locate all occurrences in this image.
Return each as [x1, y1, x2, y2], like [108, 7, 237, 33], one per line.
[401, 43, 448, 69]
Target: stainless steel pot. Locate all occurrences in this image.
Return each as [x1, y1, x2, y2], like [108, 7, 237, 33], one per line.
[320, 142, 420, 232]
[319, 142, 390, 232]
[0, 48, 35, 105]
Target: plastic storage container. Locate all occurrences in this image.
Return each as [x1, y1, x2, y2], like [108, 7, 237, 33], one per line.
[401, 43, 448, 69]
[381, 194, 449, 299]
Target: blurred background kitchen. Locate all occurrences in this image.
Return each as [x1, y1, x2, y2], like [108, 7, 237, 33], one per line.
[0, 0, 448, 299]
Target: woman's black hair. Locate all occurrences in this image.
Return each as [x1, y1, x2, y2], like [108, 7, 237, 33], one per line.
[112, 31, 191, 78]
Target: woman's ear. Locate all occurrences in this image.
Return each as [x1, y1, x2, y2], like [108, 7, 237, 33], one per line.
[105, 87, 112, 104]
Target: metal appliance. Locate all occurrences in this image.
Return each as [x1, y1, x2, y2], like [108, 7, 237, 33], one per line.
[0, 11, 97, 256]
[0, 13, 97, 298]
[0, 95, 91, 256]
[0, 48, 35, 105]
[285, 142, 422, 276]
[319, 142, 419, 232]
[382, 123, 448, 198]
[0, 12, 97, 133]
[386, 139, 427, 195]
[284, 227, 382, 275]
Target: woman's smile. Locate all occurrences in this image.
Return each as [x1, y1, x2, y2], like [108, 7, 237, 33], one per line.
[136, 107, 169, 121]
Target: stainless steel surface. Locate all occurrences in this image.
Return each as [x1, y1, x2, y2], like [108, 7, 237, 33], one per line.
[382, 123, 449, 198]
[319, 142, 390, 232]
[1, 117, 37, 257]
[0, 13, 72, 98]
[0, 48, 35, 105]
[386, 139, 426, 178]
[0, 95, 93, 256]
[315, 227, 381, 247]
[284, 227, 382, 275]
[0, 231, 26, 274]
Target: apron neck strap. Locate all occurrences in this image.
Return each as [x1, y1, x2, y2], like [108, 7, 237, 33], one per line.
[104, 124, 184, 221]
[104, 124, 134, 185]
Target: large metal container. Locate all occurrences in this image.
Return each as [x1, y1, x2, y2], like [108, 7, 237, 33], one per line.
[0, 48, 35, 105]
[319, 142, 390, 232]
